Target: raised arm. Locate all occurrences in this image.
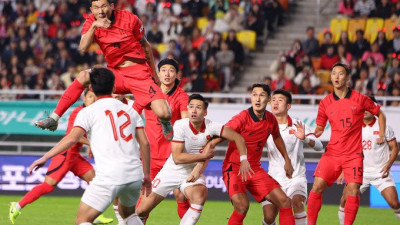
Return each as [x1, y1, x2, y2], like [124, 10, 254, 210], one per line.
[79, 19, 111, 54]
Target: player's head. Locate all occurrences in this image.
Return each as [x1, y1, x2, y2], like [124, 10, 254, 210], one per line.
[364, 95, 377, 120]
[188, 94, 208, 123]
[90, 0, 114, 20]
[83, 89, 96, 107]
[158, 58, 179, 87]
[331, 62, 350, 89]
[89, 67, 115, 97]
[271, 89, 292, 116]
[250, 83, 271, 113]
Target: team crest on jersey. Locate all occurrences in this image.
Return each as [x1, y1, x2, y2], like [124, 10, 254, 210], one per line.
[289, 129, 295, 134]
[140, 25, 144, 33]
[373, 131, 379, 135]
[206, 135, 211, 140]
[351, 105, 357, 111]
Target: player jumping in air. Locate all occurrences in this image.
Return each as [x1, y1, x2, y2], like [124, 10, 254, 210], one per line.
[307, 63, 387, 225]
[34, 0, 173, 140]
[337, 96, 400, 224]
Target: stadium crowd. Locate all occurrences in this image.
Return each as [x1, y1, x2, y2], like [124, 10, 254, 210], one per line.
[266, 0, 400, 105]
[0, 0, 287, 100]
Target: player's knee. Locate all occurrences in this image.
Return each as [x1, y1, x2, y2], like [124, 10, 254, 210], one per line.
[77, 70, 91, 86]
[233, 202, 249, 215]
[263, 215, 275, 224]
[135, 208, 147, 218]
[387, 199, 400, 209]
[280, 196, 292, 208]
[292, 198, 304, 211]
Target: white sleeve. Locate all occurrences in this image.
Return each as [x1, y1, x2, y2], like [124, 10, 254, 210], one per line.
[73, 109, 90, 133]
[210, 121, 224, 137]
[172, 121, 185, 142]
[386, 126, 396, 142]
[133, 111, 144, 128]
[305, 125, 323, 151]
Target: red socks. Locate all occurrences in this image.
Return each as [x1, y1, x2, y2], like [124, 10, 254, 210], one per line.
[177, 199, 190, 219]
[307, 191, 322, 225]
[19, 182, 54, 208]
[228, 210, 246, 225]
[54, 79, 85, 117]
[279, 207, 295, 225]
[344, 195, 360, 225]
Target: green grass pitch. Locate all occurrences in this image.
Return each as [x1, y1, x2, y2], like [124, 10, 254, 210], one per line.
[0, 195, 397, 224]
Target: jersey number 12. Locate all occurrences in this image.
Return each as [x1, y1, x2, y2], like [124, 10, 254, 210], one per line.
[105, 110, 133, 142]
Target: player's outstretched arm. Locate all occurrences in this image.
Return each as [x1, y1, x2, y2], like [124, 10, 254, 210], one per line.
[140, 36, 160, 85]
[273, 132, 294, 178]
[79, 19, 111, 54]
[313, 125, 325, 138]
[376, 110, 387, 145]
[136, 128, 151, 196]
[172, 142, 214, 164]
[29, 127, 85, 174]
[382, 138, 398, 178]
[294, 121, 323, 151]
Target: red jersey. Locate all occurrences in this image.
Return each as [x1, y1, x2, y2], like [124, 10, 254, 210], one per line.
[316, 89, 380, 157]
[223, 108, 279, 171]
[144, 85, 188, 160]
[82, 10, 146, 68]
[66, 105, 85, 154]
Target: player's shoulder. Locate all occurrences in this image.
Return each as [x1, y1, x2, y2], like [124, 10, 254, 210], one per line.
[115, 9, 137, 19]
[84, 13, 95, 21]
[265, 110, 275, 120]
[174, 118, 189, 127]
[176, 87, 189, 97]
[71, 104, 84, 114]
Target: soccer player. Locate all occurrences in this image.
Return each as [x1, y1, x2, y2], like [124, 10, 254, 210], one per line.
[337, 96, 400, 225]
[210, 84, 296, 225]
[262, 89, 323, 225]
[29, 67, 150, 225]
[9, 90, 113, 225]
[144, 58, 190, 218]
[136, 94, 252, 225]
[307, 63, 386, 225]
[34, 0, 173, 140]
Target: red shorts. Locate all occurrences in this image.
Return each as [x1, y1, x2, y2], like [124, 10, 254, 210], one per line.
[150, 158, 168, 180]
[110, 63, 165, 114]
[314, 153, 363, 186]
[46, 152, 93, 182]
[223, 166, 281, 202]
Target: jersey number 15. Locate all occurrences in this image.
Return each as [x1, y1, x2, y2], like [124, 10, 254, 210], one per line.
[105, 110, 133, 142]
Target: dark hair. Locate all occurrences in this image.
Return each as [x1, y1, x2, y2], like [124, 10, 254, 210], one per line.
[91, 0, 112, 4]
[251, 83, 271, 96]
[83, 88, 91, 96]
[332, 62, 350, 75]
[368, 95, 377, 103]
[158, 58, 179, 72]
[188, 94, 208, 109]
[89, 67, 115, 96]
[306, 26, 314, 32]
[272, 89, 292, 104]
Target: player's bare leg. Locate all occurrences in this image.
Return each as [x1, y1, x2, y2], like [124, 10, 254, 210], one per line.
[136, 192, 165, 222]
[379, 186, 400, 220]
[150, 99, 173, 140]
[262, 203, 278, 225]
[113, 198, 124, 224]
[292, 195, 307, 225]
[343, 182, 361, 225]
[181, 184, 207, 225]
[118, 202, 143, 225]
[35, 70, 90, 131]
[174, 188, 190, 219]
[265, 188, 295, 225]
[229, 193, 249, 225]
[307, 177, 328, 225]
[75, 201, 102, 225]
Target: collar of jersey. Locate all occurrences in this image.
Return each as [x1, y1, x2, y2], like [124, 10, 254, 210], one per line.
[167, 83, 178, 96]
[189, 119, 206, 134]
[362, 117, 376, 127]
[333, 88, 352, 100]
[97, 95, 113, 100]
[248, 107, 266, 122]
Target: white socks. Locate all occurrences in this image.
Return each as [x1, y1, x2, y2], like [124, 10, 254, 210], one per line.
[262, 220, 276, 225]
[78, 223, 92, 225]
[394, 208, 400, 220]
[124, 213, 143, 225]
[294, 211, 307, 225]
[338, 206, 345, 225]
[180, 204, 203, 225]
[113, 204, 124, 223]
[50, 113, 60, 121]
[15, 203, 22, 211]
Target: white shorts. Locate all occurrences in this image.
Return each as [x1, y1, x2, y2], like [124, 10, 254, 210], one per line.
[152, 167, 206, 198]
[262, 176, 308, 206]
[81, 180, 142, 212]
[360, 172, 395, 194]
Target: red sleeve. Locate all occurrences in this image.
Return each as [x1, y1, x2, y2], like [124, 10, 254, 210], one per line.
[66, 107, 80, 135]
[131, 13, 145, 40]
[362, 94, 381, 115]
[81, 15, 94, 35]
[316, 99, 328, 127]
[226, 112, 244, 133]
[179, 92, 189, 112]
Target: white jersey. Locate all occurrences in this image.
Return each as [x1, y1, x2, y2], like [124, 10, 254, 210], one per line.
[362, 119, 396, 175]
[164, 118, 224, 174]
[74, 96, 144, 185]
[266, 117, 322, 186]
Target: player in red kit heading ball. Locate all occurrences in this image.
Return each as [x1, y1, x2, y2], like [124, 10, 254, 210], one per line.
[34, 0, 174, 140]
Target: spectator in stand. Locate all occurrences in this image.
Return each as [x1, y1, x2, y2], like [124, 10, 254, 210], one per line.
[203, 16, 216, 42]
[287, 40, 306, 68]
[189, 71, 205, 92]
[375, 30, 390, 57]
[395, 2, 400, 17]
[60, 64, 78, 88]
[162, 40, 180, 60]
[389, 26, 400, 53]
[247, 3, 264, 36]
[389, 87, 400, 106]
[338, 43, 353, 65]
[364, 56, 378, 79]
[270, 53, 296, 80]
[302, 26, 320, 57]
[294, 65, 321, 90]
[375, 0, 391, 19]
[224, 3, 244, 32]
[226, 29, 245, 67]
[191, 27, 205, 50]
[298, 78, 316, 104]
[47, 14, 66, 40]
[387, 54, 400, 77]
[362, 42, 385, 66]
[388, 71, 400, 95]
[354, 0, 376, 18]
[271, 68, 293, 91]
[370, 67, 390, 94]
[350, 29, 371, 59]
[320, 31, 335, 56]
[180, 5, 195, 36]
[165, 17, 183, 43]
[320, 45, 340, 70]
[203, 56, 221, 92]
[338, 31, 351, 51]
[264, 0, 284, 33]
[354, 66, 370, 94]
[16, 39, 34, 65]
[295, 54, 313, 73]
[264, 76, 272, 86]
[147, 22, 163, 44]
[338, 0, 355, 16]
[209, 0, 229, 19]
[210, 32, 222, 56]
[216, 41, 235, 92]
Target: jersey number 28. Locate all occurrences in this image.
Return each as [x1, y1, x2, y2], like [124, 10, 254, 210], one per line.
[105, 110, 133, 142]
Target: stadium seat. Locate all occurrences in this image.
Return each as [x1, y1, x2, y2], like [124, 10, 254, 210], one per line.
[317, 30, 333, 45]
[279, 0, 289, 11]
[364, 18, 384, 43]
[222, 31, 228, 40]
[311, 57, 321, 71]
[156, 43, 168, 54]
[348, 18, 366, 42]
[384, 17, 398, 40]
[237, 30, 257, 50]
[330, 18, 349, 43]
[316, 70, 331, 84]
[197, 17, 209, 31]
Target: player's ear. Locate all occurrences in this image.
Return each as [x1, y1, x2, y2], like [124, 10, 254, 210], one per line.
[89, 84, 94, 92]
[287, 103, 291, 110]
